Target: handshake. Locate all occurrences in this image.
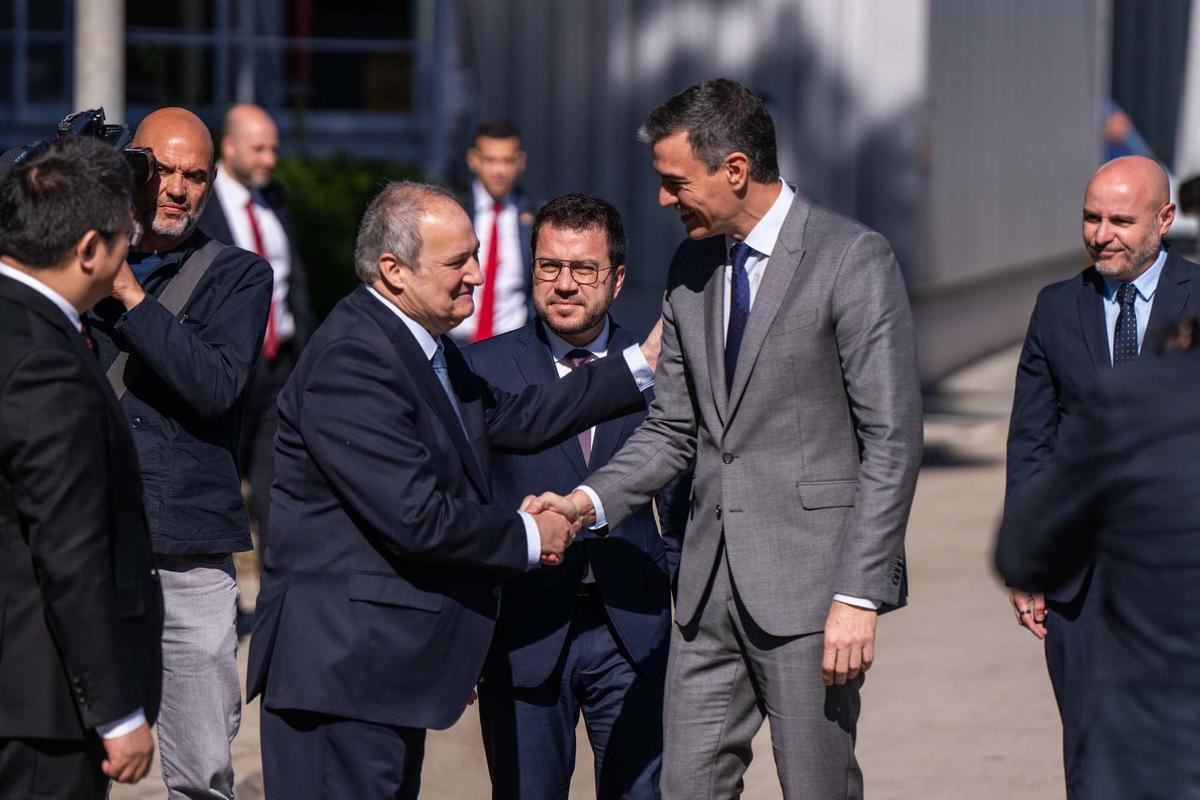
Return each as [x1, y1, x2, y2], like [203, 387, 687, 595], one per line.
[521, 490, 598, 566]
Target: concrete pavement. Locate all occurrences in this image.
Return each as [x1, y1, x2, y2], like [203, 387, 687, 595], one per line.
[113, 347, 1065, 799]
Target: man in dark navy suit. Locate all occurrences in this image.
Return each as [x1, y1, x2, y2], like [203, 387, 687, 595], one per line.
[1004, 155, 1200, 798]
[467, 194, 690, 799]
[248, 182, 660, 798]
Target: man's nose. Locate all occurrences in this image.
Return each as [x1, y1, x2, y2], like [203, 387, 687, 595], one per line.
[163, 174, 186, 199]
[658, 186, 676, 208]
[553, 267, 579, 293]
[463, 256, 484, 286]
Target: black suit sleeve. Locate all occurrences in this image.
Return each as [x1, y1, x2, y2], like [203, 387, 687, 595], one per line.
[2, 348, 142, 729]
[114, 253, 273, 419]
[300, 335, 530, 574]
[1006, 294, 1061, 495]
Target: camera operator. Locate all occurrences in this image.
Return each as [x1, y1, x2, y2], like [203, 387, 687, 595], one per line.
[86, 106, 272, 799]
[0, 136, 162, 797]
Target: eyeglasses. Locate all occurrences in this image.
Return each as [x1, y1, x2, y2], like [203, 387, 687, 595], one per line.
[532, 258, 612, 286]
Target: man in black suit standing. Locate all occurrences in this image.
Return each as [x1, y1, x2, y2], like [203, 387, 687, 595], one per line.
[467, 194, 689, 799]
[998, 322, 1200, 800]
[248, 181, 659, 798]
[0, 136, 162, 796]
[199, 102, 313, 555]
[1005, 155, 1200, 798]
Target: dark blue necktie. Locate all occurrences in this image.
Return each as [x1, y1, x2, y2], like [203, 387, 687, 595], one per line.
[1112, 282, 1138, 367]
[725, 242, 755, 394]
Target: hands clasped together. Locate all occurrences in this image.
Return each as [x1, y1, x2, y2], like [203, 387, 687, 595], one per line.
[522, 490, 599, 566]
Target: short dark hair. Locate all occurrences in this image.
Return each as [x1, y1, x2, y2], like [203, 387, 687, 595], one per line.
[473, 118, 521, 143]
[531, 193, 627, 269]
[638, 78, 779, 184]
[0, 136, 133, 268]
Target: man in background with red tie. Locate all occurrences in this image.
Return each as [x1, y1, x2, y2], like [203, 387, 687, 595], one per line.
[199, 103, 313, 559]
[449, 119, 538, 345]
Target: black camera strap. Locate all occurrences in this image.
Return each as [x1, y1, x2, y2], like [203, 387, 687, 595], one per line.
[106, 239, 226, 401]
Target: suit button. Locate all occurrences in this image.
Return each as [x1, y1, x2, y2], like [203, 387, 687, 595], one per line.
[130, 416, 143, 429]
[722, 453, 734, 464]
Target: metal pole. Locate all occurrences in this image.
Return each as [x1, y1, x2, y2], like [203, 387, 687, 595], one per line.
[74, 0, 126, 122]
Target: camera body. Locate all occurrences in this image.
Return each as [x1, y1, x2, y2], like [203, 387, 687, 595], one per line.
[0, 107, 157, 186]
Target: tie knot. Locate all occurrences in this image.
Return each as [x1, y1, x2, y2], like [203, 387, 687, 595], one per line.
[493, 200, 504, 215]
[562, 348, 593, 370]
[1117, 282, 1137, 307]
[730, 242, 756, 273]
[431, 343, 447, 370]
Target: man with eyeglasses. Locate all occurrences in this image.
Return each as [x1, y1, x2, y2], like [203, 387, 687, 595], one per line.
[466, 193, 690, 799]
[85, 107, 273, 799]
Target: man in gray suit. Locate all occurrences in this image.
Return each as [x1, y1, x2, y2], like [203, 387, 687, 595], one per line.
[528, 79, 922, 798]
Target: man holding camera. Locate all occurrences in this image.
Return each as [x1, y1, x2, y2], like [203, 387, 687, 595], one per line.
[87, 107, 272, 798]
[0, 136, 162, 797]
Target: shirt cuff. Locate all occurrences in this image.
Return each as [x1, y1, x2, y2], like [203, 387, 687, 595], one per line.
[833, 594, 881, 611]
[621, 344, 655, 392]
[575, 485, 608, 530]
[96, 708, 146, 739]
[518, 511, 541, 569]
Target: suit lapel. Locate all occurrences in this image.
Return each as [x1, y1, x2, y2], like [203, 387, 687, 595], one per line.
[1076, 269, 1111, 374]
[1146, 252, 1192, 340]
[726, 195, 810, 420]
[702, 240, 730, 425]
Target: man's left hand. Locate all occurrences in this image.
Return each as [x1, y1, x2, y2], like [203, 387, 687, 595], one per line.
[639, 317, 664, 372]
[821, 600, 877, 686]
[111, 261, 146, 311]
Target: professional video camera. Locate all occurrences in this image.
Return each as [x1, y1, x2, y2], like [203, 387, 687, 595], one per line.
[0, 107, 157, 185]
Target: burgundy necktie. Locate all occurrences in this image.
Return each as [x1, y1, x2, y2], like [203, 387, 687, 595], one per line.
[79, 320, 95, 354]
[473, 201, 505, 342]
[245, 197, 279, 360]
[562, 349, 594, 465]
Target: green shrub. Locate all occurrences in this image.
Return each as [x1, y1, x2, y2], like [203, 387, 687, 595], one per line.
[273, 155, 421, 320]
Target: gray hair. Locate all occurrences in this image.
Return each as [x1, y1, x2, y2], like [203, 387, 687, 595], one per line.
[353, 180, 458, 282]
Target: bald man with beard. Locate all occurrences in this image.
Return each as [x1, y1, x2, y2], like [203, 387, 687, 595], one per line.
[1004, 155, 1200, 799]
[86, 107, 272, 799]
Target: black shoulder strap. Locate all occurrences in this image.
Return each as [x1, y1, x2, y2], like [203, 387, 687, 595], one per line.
[106, 239, 227, 401]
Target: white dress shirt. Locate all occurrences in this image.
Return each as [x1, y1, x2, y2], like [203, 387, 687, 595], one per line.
[580, 181, 878, 610]
[213, 164, 296, 342]
[1101, 248, 1167, 364]
[0, 260, 148, 739]
[449, 180, 529, 342]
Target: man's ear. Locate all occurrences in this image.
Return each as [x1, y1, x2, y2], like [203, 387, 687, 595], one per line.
[75, 229, 102, 276]
[1159, 201, 1177, 235]
[516, 149, 527, 175]
[466, 146, 481, 175]
[377, 252, 407, 292]
[723, 152, 750, 192]
[611, 264, 626, 300]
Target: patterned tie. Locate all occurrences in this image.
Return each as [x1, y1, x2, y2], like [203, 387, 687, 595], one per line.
[431, 342, 467, 433]
[245, 196, 279, 361]
[1112, 282, 1139, 367]
[725, 242, 756, 394]
[561, 348, 595, 465]
[79, 320, 96, 355]
[473, 201, 505, 342]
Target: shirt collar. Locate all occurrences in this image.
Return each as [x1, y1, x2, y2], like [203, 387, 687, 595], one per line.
[1103, 248, 1168, 302]
[725, 179, 795, 260]
[0, 260, 82, 329]
[215, 163, 260, 208]
[364, 284, 440, 360]
[473, 180, 512, 213]
[542, 316, 611, 362]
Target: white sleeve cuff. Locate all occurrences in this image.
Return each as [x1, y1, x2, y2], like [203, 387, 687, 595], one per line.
[621, 343, 655, 392]
[518, 511, 541, 569]
[96, 708, 146, 739]
[833, 594, 881, 611]
[575, 485, 608, 530]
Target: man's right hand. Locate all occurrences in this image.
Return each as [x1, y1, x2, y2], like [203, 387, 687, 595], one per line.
[101, 722, 155, 784]
[1009, 588, 1047, 639]
[528, 496, 579, 566]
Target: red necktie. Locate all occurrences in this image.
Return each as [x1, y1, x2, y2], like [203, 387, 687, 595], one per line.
[562, 349, 594, 465]
[245, 197, 279, 361]
[79, 320, 95, 354]
[473, 201, 505, 342]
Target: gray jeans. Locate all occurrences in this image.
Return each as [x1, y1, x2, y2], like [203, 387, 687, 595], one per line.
[154, 554, 241, 800]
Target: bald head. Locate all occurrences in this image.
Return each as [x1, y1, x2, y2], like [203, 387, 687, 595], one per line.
[1083, 155, 1175, 282]
[131, 107, 216, 252]
[220, 104, 278, 189]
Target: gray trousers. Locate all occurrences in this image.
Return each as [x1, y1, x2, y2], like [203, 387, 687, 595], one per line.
[662, 546, 863, 800]
[155, 554, 242, 800]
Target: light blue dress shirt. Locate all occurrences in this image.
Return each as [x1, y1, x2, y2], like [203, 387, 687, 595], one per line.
[1101, 248, 1167, 365]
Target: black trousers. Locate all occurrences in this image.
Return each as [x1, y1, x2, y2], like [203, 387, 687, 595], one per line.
[1045, 566, 1101, 800]
[0, 736, 106, 800]
[240, 341, 297, 553]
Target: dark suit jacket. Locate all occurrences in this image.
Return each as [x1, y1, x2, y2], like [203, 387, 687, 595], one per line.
[1005, 252, 1200, 600]
[997, 348, 1200, 797]
[199, 179, 314, 348]
[87, 232, 273, 554]
[0, 275, 162, 740]
[465, 319, 689, 688]
[246, 286, 646, 730]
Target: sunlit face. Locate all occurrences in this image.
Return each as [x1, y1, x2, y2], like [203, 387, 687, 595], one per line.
[392, 199, 483, 337]
[1083, 174, 1174, 282]
[467, 136, 525, 201]
[652, 130, 740, 240]
[532, 223, 624, 342]
[223, 117, 278, 189]
[137, 132, 214, 244]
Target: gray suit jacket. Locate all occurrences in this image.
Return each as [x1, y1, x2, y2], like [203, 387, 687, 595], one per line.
[587, 193, 922, 637]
